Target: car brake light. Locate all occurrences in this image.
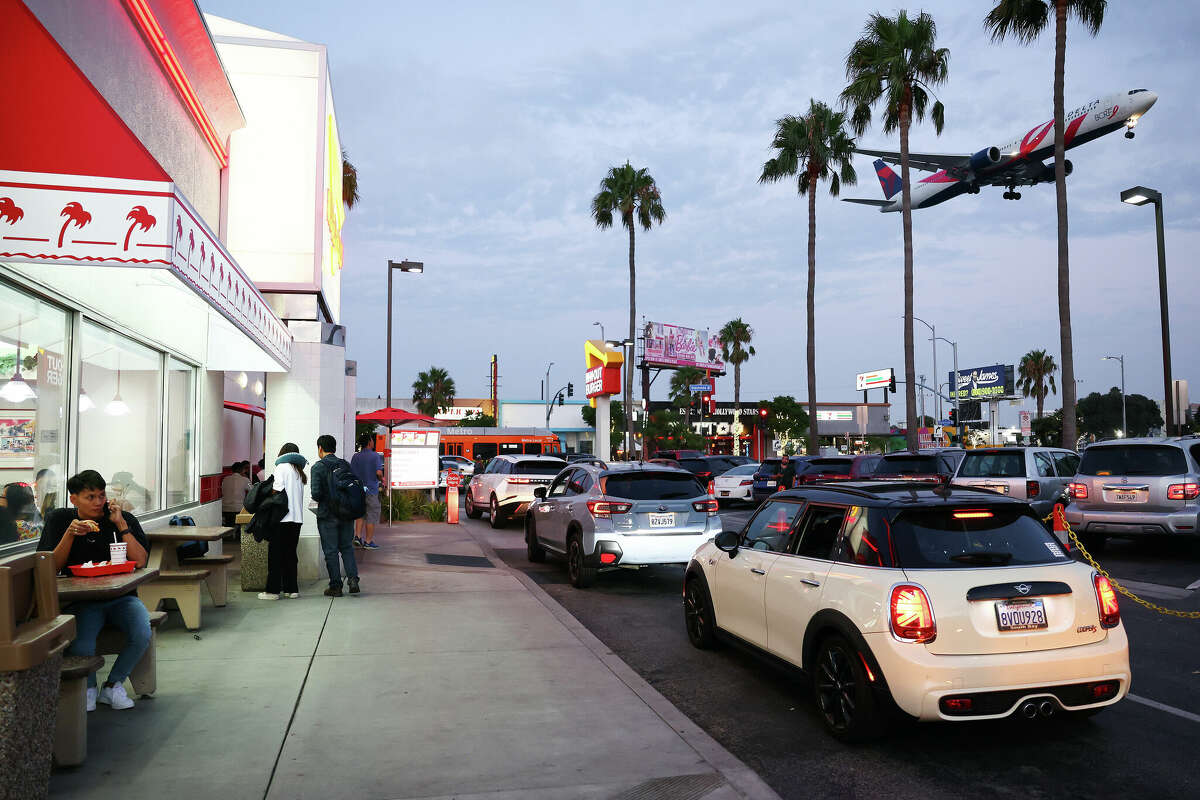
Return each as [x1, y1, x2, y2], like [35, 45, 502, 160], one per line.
[692, 499, 719, 514]
[1167, 483, 1199, 500]
[1026, 480, 1040, 499]
[508, 477, 533, 484]
[586, 500, 631, 518]
[1093, 573, 1120, 628]
[739, 479, 752, 486]
[890, 584, 936, 643]
[1068, 482, 1088, 500]
[952, 510, 993, 519]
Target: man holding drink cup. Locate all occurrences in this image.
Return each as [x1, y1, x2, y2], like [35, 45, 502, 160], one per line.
[37, 470, 152, 711]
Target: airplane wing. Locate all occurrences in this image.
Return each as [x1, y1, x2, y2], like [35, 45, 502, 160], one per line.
[854, 147, 970, 173]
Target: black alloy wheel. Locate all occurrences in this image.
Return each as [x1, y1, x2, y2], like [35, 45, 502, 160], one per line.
[465, 490, 482, 519]
[813, 635, 885, 742]
[684, 577, 717, 649]
[526, 520, 546, 563]
[566, 535, 596, 588]
[488, 496, 506, 529]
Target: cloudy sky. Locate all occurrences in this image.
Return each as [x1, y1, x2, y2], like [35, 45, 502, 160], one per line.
[204, 0, 1200, 426]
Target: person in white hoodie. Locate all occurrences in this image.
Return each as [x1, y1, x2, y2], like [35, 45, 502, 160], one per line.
[260, 443, 308, 600]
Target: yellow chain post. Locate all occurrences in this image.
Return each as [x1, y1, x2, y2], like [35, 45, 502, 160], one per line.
[1044, 508, 1200, 620]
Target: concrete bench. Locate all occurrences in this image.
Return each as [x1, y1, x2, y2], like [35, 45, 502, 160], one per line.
[181, 554, 234, 608]
[96, 611, 166, 698]
[138, 569, 210, 631]
[54, 655, 103, 767]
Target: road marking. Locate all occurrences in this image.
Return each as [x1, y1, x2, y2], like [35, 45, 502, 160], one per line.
[1127, 693, 1200, 724]
[1186, 577, 1200, 591]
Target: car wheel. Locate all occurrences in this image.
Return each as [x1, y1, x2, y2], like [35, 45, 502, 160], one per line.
[813, 634, 887, 742]
[465, 491, 482, 519]
[567, 534, 596, 588]
[684, 576, 718, 649]
[488, 495, 506, 529]
[525, 520, 546, 563]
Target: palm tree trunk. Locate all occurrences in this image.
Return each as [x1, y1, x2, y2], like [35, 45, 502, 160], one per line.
[733, 363, 741, 456]
[807, 176, 819, 456]
[627, 224, 636, 458]
[1037, 388, 1045, 421]
[1053, 0, 1076, 450]
[899, 91, 919, 453]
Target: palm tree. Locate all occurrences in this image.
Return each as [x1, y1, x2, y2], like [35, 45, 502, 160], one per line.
[759, 101, 857, 456]
[716, 318, 758, 455]
[841, 11, 949, 454]
[412, 366, 456, 418]
[342, 148, 360, 209]
[1017, 349, 1059, 420]
[669, 366, 705, 428]
[591, 163, 666, 456]
[984, 0, 1107, 449]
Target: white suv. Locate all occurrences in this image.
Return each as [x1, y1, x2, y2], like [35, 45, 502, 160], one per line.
[465, 455, 566, 528]
[684, 481, 1129, 741]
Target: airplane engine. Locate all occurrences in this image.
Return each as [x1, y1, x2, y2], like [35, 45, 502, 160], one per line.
[968, 147, 1001, 171]
[1040, 159, 1073, 181]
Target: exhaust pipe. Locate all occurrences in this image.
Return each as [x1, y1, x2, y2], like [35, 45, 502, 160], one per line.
[1020, 701, 1038, 719]
[1038, 700, 1057, 719]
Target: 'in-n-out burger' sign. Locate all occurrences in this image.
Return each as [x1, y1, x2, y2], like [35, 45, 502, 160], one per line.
[584, 339, 623, 403]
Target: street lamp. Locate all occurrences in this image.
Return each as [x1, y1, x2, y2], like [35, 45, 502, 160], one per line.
[592, 321, 605, 342]
[1103, 354, 1126, 437]
[386, 260, 424, 411]
[543, 361, 555, 428]
[913, 315, 940, 422]
[933, 336, 959, 439]
[1120, 186, 1174, 435]
[606, 339, 635, 458]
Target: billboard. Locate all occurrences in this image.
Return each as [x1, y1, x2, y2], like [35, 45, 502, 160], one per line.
[950, 365, 1013, 400]
[642, 322, 725, 373]
[855, 368, 893, 391]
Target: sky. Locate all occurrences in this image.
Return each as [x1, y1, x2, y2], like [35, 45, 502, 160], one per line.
[202, 0, 1200, 427]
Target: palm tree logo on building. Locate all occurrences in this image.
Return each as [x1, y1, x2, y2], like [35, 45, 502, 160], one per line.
[0, 197, 24, 225]
[123, 205, 156, 250]
[57, 202, 92, 248]
[187, 229, 195, 269]
[210, 254, 216, 285]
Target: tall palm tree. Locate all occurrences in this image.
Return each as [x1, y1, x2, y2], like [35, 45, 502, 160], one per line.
[717, 318, 758, 455]
[342, 149, 360, 209]
[841, 11, 949, 454]
[1017, 349, 1059, 420]
[985, 0, 1107, 450]
[412, 366, 456, 418]
[592, 163, 666, 457]
[669, 366, 705, 428]
[759, 101, 857, 456]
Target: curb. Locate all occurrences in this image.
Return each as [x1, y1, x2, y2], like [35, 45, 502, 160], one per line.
[462, 523, 783, 800]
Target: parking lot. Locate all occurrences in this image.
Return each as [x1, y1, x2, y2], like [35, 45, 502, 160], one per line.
[475, 503, 1200, 799]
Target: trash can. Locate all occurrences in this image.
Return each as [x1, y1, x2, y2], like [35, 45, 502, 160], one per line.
[0, 552, 76, 800]
[237, 511, 268, 592]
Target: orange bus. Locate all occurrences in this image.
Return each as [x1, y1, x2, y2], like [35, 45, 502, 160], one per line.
[374, 427, 560, 463]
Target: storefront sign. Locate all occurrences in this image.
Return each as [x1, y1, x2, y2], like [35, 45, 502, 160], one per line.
[816, 410, 855, 421]
[0, 171, 291, 369]
[855, 368, 893, 391]
[642, 322, 724, 373]
[950, 364, 1012, 400]
[584, 340, 624, 403]
[389, 429, 440, 489]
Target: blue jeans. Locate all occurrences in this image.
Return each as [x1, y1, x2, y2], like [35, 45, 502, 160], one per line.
[65, 594, 151, 688]
[317, 517, 358, 588]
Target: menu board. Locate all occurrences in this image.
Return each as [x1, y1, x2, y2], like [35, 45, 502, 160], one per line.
[389, 429, 440, 489]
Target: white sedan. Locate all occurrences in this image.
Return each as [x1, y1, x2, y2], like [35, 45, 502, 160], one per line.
[712, 463, 759, 504]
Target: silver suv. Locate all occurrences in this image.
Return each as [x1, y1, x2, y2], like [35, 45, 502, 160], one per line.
[465, 454, 566, 528]
[1065, 437, 1200, 549]
[953, 447, 1080, 518]
[525, 462, 721, 588]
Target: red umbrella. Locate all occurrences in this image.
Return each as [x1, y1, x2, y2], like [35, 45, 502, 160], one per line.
[356, 407, 437, 425]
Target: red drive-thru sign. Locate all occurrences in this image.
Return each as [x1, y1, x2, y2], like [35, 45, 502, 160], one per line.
[446, 471, 460, 524]
[585, 364, 621, 398]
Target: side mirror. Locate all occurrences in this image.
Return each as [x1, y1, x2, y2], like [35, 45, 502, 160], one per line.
[714, 530, 740, 557]
[533, 486, 547, 500]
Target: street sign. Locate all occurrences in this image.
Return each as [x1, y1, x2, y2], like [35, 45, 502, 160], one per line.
[934, 425, 944, 439]
[1020, 411, 1032, 436]
[689, 384, 712, 392]
[446, 471, 461, 488]
[856, 368, 893, 391]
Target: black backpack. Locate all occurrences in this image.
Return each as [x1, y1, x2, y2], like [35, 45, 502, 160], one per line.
[326, 458, 366, 521]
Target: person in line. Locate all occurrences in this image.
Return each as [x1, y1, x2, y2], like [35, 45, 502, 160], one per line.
[254, 458, 267, 484]
[221, 461, 250, 527]
[260, 443, 307, 600]
[37, 470, 151, 711]
[309, 435, 360, 597]
[350, 435, 384, 550]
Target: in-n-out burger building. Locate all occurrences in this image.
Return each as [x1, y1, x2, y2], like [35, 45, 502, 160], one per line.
[0, 1, 353, 573]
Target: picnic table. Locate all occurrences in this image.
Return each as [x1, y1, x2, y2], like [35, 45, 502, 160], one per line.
[139, 526, 232, 630]
[56, 568, 160, 602]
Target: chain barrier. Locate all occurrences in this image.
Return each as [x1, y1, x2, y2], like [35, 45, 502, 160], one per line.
[1046, 507, 1200, 620]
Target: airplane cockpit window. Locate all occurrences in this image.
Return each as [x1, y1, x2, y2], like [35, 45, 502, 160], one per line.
[1128, 89, 1148, 94]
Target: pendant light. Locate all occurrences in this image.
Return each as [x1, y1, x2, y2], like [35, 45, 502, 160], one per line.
[0, 316, 37, 404]
[105, 353, 130, 416]
[79, 382, 95, 412]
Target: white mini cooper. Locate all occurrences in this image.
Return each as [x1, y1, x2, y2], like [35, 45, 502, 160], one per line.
[684, 481, 1130, 741]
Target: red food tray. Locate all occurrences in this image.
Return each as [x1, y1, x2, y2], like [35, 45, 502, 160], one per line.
[68, 561, 136, 577]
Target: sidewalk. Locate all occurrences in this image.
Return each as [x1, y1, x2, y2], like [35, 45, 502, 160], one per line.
[49, 520, 779, 800]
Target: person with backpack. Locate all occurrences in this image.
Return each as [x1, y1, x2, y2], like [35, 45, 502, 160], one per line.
[309, 434, 362, 597]
[257, 443, 307, 600]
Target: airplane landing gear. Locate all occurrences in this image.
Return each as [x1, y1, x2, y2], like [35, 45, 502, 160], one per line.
[1125, 129, 1136, 139]
[1002, 190, 1023, 200]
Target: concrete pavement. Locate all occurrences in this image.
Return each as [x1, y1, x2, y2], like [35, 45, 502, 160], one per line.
[49, 519, 779, 800]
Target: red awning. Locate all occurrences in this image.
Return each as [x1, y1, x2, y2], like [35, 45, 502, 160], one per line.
[356, 407, 436, 425]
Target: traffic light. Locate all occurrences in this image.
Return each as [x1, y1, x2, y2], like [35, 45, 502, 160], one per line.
[557, 393, 564, 406]
[888, 374, 896, 392]
[567, 382, 574, 397]
[758, 406, 769, 419]
[948, 407, 957, 425]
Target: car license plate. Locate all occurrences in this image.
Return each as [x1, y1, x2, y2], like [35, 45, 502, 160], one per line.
[648, 512, 674, 528]
[995, 599, 1047, 632]
[765, 480, 776, 487]
[1113, 491, 1139, 502]
[719, 490, 729, 497]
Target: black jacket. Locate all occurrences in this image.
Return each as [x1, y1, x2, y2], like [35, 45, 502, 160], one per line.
[246, 478, 289, 543]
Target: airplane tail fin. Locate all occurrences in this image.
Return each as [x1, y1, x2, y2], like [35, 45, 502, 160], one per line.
[873, 158, 902, 200]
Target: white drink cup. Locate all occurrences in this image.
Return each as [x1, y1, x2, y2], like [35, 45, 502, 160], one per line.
[109, 542, 127, 565]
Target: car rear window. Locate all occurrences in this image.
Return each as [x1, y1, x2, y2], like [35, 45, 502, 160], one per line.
[725, 464, 759, 476]
[883, 506, 1070, 568]
[678, 458, 708, 472]
[602, 472, 705, 500]
[756, 459, 783, 474]
[957, 451, 1025, 478]
[1078, 445, 1188, 477]
[805, 459, 852, 475]
[875, 455, 940, 474]
[512, 461, 567, 476]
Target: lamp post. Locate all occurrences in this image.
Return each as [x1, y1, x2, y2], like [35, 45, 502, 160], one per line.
[386, 260, 424, 410]
[913, 315, 939, 423]
[934, 336, 959, 440]
[1103, 354, 1126, 437]
[607, 339, 634, 458]
[1120, 186, 1174, 435]
[543, 361, 555, 428]
[593, 321, 605, 342]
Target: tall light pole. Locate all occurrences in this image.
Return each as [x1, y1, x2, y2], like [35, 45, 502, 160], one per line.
[934, 336, 959, 441]
[543, 361, 555, 428]
[913, 315, 939, 422]
[607, 339, 634, 457]
[593, 321, 605, 342]
[386, 260, 424, 410]
[1103, 354, 1126, 436]
[1121, 186, 1174, 435]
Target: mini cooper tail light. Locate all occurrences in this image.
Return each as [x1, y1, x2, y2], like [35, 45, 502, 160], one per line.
[1026, 480, 1041, 498]
[692, 499, 719, 515]
[586, 500, 631, 519]
[890, 584, 936, 643]
[1167, 483, 1199, 500]
[1093, 573, 1121, 629]
[942, 697, 973, 712]
[1068, 482, 1088, 500]
[1091, 680, 1119, 700]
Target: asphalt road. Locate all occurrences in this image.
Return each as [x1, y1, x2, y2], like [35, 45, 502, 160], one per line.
[474, 504, 1200, 800]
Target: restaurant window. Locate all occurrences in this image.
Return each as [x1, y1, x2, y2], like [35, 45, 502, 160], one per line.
[78, 321, 162, 514]
[166, 357, 196, 507]
[0, 280, 70, 547]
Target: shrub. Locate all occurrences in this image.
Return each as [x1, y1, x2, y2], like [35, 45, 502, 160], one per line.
[382, 489, 430, 521]
[426, 501, 447, 522]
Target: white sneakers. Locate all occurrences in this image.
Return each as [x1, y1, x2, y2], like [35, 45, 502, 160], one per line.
[258, 592, 280, 600]
[86, 687, 97, 712]
[284, 593, 300, 599]
[98, 683, 135, 710]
